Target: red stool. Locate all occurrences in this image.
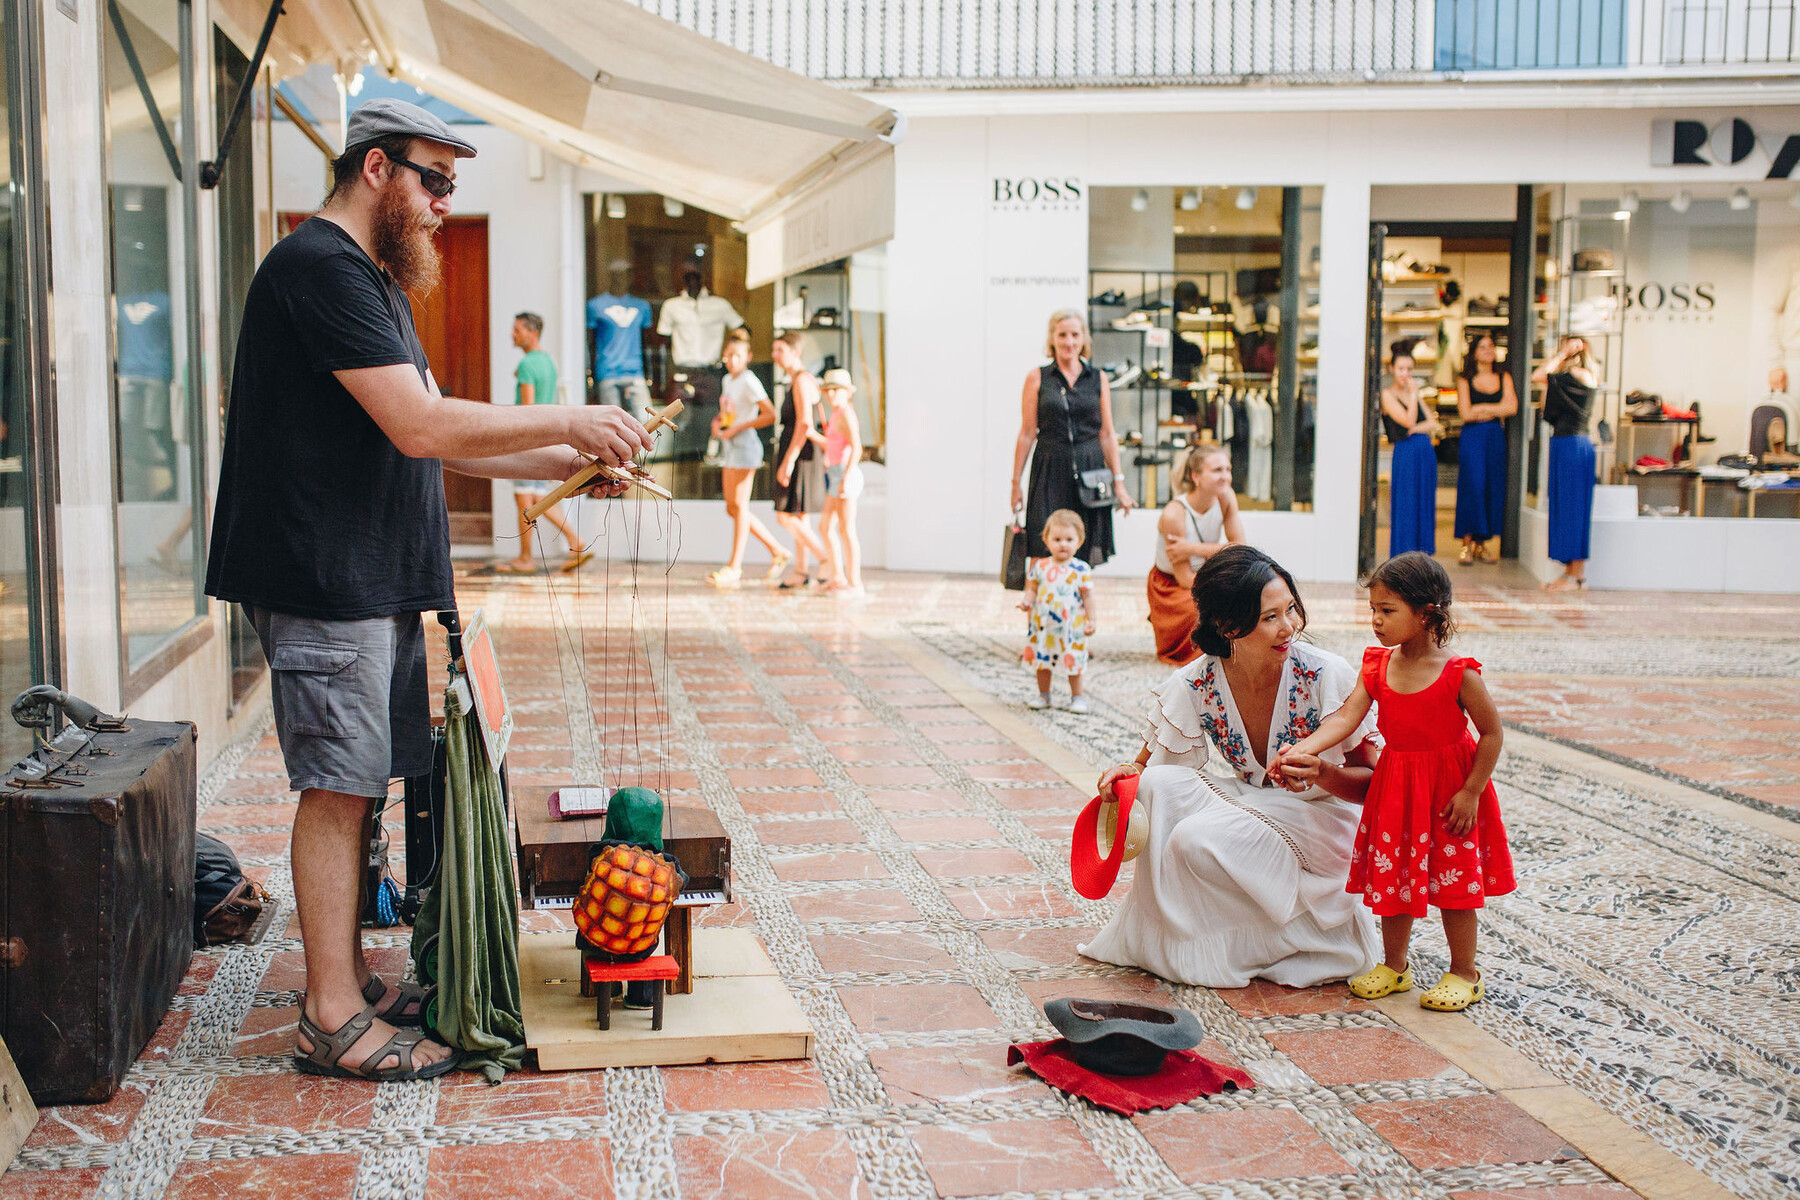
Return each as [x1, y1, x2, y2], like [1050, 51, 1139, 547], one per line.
[585, 955, 680, 1030]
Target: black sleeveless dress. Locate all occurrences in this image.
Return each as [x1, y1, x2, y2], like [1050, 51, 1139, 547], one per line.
[772, 379, 825, 514]
[1025, 360, 1114, 566]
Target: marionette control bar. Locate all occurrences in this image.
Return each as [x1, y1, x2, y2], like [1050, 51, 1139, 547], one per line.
[524, 399, 684, 521]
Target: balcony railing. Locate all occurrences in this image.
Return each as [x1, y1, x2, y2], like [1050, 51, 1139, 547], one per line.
[624, 0, 1798, 85]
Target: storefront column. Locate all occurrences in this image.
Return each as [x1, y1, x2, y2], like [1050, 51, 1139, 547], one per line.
[1503, 183, 1533, 559]
[1312, 177, 1373, 582]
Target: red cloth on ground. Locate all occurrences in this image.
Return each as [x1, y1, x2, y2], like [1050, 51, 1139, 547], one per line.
[1347, 647, 1516, 918]
[1006, 1039, 1253, 1116]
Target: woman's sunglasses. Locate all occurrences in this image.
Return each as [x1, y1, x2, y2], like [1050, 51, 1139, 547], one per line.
[391, 157, 456, 199]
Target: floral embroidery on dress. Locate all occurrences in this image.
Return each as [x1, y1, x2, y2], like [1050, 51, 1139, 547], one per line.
[1186, 660, 1252, 778]
[1271, 652, 1327, 759]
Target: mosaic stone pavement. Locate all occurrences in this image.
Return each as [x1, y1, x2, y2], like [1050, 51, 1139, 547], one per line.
[5, 563, 1797, 1200]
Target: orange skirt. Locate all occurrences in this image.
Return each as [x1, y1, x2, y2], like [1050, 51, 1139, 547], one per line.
[1147, 568, 1200, 666]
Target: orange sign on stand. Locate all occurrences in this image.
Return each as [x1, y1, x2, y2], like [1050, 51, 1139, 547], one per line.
[461, 608, 513, 767]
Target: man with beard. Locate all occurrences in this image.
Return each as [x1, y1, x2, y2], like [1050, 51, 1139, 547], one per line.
[207, 98, 649, 1081]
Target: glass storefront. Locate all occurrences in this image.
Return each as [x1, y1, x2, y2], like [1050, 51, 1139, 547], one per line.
[582, 191, 887, 500]
[1, 0, 52, 765]
[1089, 185, 1322, 511]
[105, 0, 206, 673]
[1529, 182, 1800, 520]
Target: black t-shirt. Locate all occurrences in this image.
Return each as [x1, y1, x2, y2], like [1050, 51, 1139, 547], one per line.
[206, 217, 454, 620]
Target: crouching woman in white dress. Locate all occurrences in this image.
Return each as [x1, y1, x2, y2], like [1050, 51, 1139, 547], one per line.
[1081, 545, 1383, 988]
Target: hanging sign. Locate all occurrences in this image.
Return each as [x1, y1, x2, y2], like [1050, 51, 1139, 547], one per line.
[461, 608, 513, 767]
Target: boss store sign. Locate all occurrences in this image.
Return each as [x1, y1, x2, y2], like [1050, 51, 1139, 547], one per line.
[1651, 117, 1800, 178]
[991, 176, 1085, 212]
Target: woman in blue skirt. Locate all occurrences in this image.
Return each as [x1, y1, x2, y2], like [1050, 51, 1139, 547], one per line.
[1382, 344, 1442, 557]
[1532, 337, 1598, 592]
[1454, 332, 1517, 565]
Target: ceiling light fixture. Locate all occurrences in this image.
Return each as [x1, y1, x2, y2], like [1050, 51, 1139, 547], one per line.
[663, 196, 685, 218]
[1729, 187, 1752, 211]
[1618, 189, 1639, 214]
[1180, 188, 1200, 211]
[606, 193, 626, 219]
[1669, 189, 1692, 214]
[1130, 189, 1150, 213]
[1235, 187, 1258, 211]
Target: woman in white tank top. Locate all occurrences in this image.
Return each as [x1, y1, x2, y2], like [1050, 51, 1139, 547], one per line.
[1148, 444, 1245, 664]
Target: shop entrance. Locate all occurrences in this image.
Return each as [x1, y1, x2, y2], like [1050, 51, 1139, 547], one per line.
[1359, 203, 1531, 576]
[409, 216, 491, 543]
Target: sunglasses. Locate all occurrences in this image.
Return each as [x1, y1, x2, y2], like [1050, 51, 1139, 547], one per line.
[391, 156, 456, 199]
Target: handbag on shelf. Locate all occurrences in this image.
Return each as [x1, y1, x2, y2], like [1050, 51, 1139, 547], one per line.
[1001, 513, 1029, 590]
[1076, 467, 1116, 509]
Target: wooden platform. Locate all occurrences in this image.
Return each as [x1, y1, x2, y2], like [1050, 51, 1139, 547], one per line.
[520, 928, 813, 1070]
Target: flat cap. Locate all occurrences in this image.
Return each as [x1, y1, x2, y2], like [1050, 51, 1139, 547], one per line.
[345, 97, 478, 159]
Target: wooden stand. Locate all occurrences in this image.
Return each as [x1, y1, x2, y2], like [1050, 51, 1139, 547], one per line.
[0, 1035, 36, 1172]
[521, 928, 812, 1070]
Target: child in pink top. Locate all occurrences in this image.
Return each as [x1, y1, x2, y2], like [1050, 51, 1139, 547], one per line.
[810, 369, 865, 594]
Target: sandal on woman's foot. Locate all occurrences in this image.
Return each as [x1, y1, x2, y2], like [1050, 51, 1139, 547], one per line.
[360, 974, 435, 1029]
[707, 566, 742, 588]
[294, 1003, 458, 1081]
[1457, 544, 1475, 565]
[776, 574, 811, 590]
[561, 550, 596, 573]
[1348, 963, 1413, 999]
[1419, 970, 1484, 1011]
[1543, 575, 1587, 592]
[1477, 542, 1499, 564]
[763, 552, 792, 583]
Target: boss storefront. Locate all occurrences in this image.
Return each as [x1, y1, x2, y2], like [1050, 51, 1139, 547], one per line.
[875, 99, 1800, 592]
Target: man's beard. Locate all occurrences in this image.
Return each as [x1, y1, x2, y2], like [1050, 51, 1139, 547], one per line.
[372, 182, 442, 295]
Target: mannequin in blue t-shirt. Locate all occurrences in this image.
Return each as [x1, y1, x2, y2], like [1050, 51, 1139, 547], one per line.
[586, 259, 654, 419]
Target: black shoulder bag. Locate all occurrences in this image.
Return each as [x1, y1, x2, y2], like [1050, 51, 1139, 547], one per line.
[1057, 365, 1116, 509]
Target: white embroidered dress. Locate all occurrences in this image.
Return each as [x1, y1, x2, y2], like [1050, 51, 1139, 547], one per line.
[1079, 643, 1383, 988]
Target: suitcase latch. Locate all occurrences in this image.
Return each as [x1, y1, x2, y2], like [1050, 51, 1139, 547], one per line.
[0, 937, 24, 968]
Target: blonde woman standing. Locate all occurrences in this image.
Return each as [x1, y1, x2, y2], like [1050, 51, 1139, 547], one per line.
[1010, 310, 1134, 568]
[770, 331, 832, 587]
[1147, 444, 1245, 664]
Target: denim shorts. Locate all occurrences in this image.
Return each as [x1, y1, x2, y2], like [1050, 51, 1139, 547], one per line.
[249, 607, 432, 798]
[823, 464, 864, 499]
[719, 429, 763, 470]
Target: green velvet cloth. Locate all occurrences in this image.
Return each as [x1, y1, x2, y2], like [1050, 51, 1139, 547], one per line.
[411, 678, 525, 1083]
[603, 786, 665, 850]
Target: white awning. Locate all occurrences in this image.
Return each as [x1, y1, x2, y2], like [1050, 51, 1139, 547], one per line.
[218, 0, 898, 259]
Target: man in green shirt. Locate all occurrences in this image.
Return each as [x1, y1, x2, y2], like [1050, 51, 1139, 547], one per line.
[500, 312, 592, 572]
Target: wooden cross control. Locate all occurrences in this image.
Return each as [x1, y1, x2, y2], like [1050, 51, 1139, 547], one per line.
[524, 399, 684, 520]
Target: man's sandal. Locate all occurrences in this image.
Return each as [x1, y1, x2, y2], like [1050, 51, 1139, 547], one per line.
[1419, 970, 1484, 1011]
[360, 974, 435, 1029]
[294, 1003, 458, 1081]
[1348, 963, 1413, 999]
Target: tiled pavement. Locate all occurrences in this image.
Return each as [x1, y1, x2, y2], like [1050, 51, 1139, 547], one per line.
[7, 560, 1799, 1199]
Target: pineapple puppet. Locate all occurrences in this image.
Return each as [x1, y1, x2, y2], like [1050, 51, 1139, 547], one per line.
[574, 787, 687, 985]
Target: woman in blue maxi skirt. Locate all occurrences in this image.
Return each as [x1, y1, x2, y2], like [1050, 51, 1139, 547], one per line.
[1382, 346, 1442, 558]
[1454, 333, 1516, 564]
[1532, 337, 1599, 591]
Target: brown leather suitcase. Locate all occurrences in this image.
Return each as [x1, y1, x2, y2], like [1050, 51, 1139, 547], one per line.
[1, 719, 197, 1103]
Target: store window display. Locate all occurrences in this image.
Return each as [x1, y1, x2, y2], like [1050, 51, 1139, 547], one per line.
[1088, 186, 1320, 512]
[105, 0, 207, 669]
[587, 258, 654, 419]
[657, 259, 743, 461]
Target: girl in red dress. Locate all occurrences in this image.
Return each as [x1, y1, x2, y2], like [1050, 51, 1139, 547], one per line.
[1277, 552, 1513, 1011]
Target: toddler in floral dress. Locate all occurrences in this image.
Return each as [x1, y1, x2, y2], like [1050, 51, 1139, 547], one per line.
[1277, 552, 1514, 1011]
[1018, 509, 1096, 714]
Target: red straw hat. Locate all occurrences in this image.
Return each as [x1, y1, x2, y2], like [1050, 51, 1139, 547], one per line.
[1070, 773, 1144, 900]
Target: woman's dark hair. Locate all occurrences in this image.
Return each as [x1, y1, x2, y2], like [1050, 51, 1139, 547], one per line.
[1460, 332, 1498, 381]
[1364, 551, 1457, 646]
[1189, 545, 1307, 658]
[1390, 338, 1417, 366]
[1173, 280, 1202, 313]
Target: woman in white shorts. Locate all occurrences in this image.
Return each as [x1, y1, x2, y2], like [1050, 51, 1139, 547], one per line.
[707, 330, 791, 587]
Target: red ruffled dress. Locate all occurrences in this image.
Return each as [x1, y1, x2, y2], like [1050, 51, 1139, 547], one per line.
[1346, 647, 1515, 918]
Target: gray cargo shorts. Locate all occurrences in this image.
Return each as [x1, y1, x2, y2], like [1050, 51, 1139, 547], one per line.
[249, 607, 432, 799]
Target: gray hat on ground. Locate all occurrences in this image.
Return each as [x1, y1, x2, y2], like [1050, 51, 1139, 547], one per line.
[345, 97, 479, 159]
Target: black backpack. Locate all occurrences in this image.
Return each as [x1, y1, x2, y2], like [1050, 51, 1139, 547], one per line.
[195, 831, 267, 945]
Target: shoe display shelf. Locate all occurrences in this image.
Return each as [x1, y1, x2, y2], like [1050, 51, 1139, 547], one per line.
[1379, 278, 1456, 457]
[775, 259, 884, 464]
[1546, 210, 1629, 488]
[1090, 268, 1233, 507]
